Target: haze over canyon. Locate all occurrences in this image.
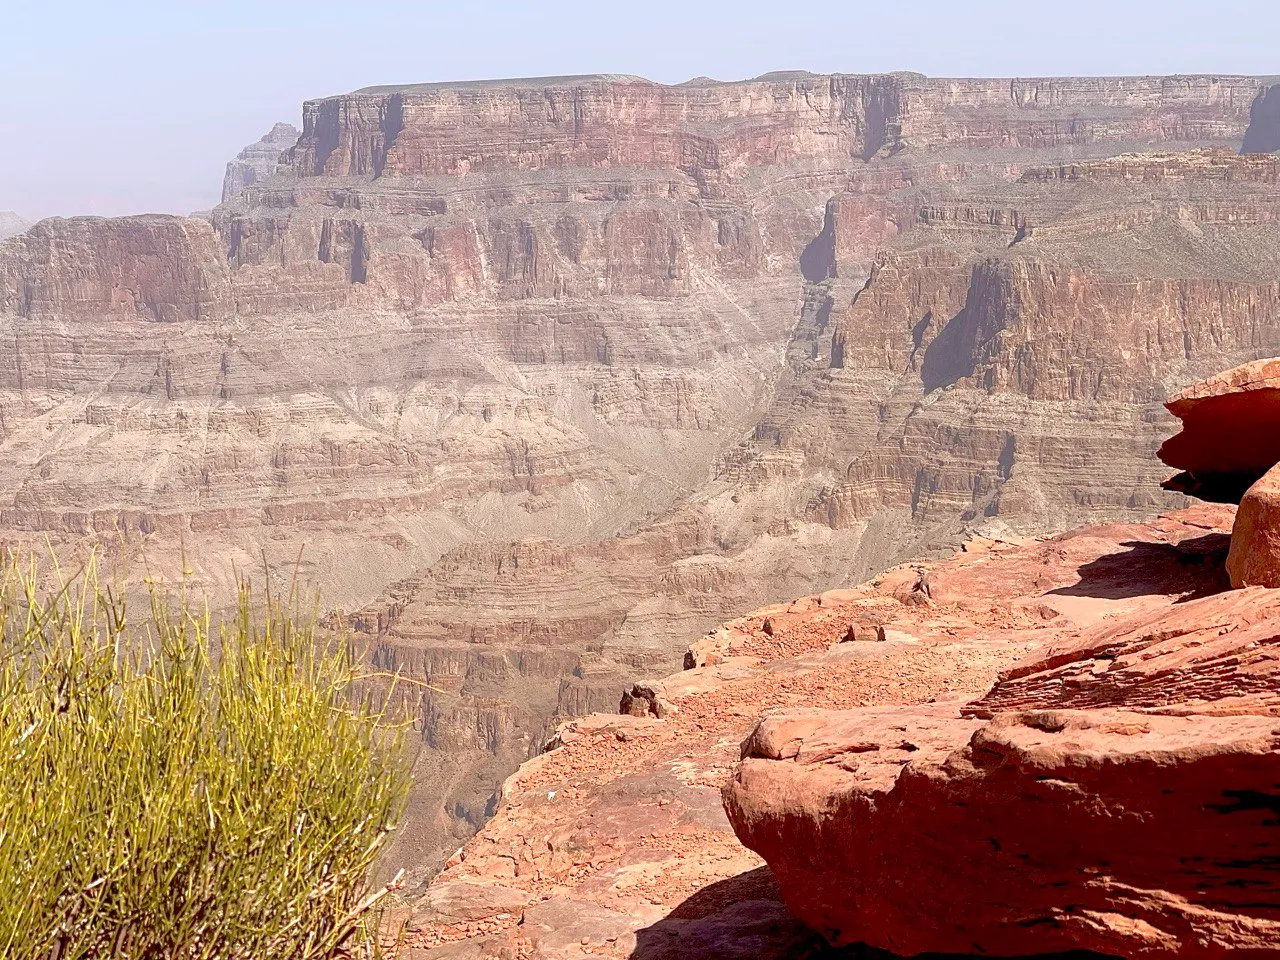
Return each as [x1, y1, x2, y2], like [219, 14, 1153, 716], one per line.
[1, 67, 1279, 883]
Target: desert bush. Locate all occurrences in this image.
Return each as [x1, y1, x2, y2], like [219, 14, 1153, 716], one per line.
[0, 556, 411, 960]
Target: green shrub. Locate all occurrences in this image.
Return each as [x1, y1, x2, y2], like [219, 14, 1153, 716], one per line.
[0, 555, 411, 960]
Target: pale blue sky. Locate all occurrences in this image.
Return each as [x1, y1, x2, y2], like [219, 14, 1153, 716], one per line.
[2, 0, 1276, 220]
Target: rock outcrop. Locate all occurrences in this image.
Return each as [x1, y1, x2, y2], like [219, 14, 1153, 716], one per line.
[1157, 359, 1280, 587]
[717, 372, 1280, 957]
[220, 122, 299, 202]
[1159, 358, 1280, 503]
[3, 69, 1280, 874]
[729, 705, 1280, 958]
[1226, 464, 1280, 587]
[401, 502, 1278, 958]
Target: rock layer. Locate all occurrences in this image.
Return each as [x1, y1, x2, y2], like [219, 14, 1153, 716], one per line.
[3, 70, 1280, 873]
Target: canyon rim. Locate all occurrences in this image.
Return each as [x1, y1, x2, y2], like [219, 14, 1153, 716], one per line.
[3, 63, 1280, 952]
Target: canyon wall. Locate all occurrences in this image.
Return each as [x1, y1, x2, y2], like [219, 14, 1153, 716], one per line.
[0, 70, 1277, 873]
[221, 122, 300, 203]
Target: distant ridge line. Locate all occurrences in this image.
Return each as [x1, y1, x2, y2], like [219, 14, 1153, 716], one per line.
[345, 70, 1278, 98]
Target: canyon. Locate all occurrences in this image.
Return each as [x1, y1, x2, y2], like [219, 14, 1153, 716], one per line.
[1, 70, 1279, 880]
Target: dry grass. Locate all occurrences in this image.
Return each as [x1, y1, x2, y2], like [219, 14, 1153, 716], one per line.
[0, 555, 411, 960]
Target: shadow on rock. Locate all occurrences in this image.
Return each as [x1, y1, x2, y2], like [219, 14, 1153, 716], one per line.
[799, 206, 836, 283]
[631, 867, 836, 959]
[631, 867, 1117, 960]
[1242, 83, 1280, 154]
[1049, 533, 1231, 601]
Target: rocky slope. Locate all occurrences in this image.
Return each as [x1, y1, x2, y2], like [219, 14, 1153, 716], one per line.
[402, 501, 1253, 958]
[1, 70, 1279, 869]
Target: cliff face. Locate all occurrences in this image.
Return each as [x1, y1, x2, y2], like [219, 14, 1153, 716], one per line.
[0, 215, 233, 322]
[287, 74, 889, 182]
[287, 73, 1269, 182]
[795, 149, 1280, 538]
[220, 122, 300, 202]
[0, 69, 1277, 874]
[1243, 82, 1280, 153]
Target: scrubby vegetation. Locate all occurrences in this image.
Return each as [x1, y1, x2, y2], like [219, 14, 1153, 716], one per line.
[0, 556, 411, 960]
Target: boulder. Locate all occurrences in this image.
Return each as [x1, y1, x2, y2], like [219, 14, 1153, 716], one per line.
[1158, 359, 1280, 588]
[409, 880, 527, 926]
[725, 707, 1280, 958]
[1227, 462, 1280, 587]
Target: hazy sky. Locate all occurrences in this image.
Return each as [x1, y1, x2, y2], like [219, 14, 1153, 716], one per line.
[2, 0, 1277, 221]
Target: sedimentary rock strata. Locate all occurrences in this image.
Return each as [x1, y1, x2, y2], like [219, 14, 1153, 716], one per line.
[0, 215, 233, 322]
[3, 70, 1280, 870]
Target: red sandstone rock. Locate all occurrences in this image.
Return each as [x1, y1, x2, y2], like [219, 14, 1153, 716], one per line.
[726, 707, 1280, 957]
[972, 588, 1280, 717]
[1159, 358, 1280, 503]
[407, 505, 1270, 959]
[1156, 359, 1280, 587]
[1226, 462, 1280, 588]
[723, 501, 1280, 957]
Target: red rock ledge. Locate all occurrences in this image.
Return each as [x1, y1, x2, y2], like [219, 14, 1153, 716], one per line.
[724, 502, 1280, 958]
[400, 503, 1269, 959]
